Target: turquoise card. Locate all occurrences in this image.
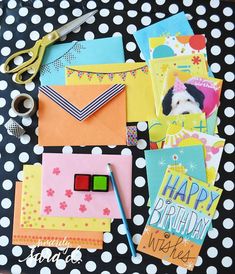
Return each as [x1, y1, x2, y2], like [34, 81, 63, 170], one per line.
[40, 37, 125, 85]
[145, 145, 207, 207]
[134, 12, 193, 62]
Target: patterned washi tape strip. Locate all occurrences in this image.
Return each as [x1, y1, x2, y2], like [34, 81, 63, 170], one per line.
[4, 118, 26, 138]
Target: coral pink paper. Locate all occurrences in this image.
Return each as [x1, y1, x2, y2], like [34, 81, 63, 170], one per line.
[41, 153, 132, 218]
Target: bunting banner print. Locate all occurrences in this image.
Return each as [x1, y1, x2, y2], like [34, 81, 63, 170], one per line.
[66, 65, 149, 82]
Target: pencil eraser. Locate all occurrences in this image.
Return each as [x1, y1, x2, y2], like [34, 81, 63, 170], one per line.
[74, 174, 91, 191]
[92, 175, 109, 192]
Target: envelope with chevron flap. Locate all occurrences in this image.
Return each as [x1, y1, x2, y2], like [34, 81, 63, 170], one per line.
[38, 84, 126, 146]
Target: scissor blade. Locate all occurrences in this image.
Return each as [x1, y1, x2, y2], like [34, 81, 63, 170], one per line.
[56, 10, 98, 37]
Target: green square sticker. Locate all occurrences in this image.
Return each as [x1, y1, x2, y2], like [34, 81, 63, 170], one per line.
[92, 175, 109, 191]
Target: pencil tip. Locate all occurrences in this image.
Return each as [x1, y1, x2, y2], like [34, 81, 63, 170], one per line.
[107, 163, 112, 173]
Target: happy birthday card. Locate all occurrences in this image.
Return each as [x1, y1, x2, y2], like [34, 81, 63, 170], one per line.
[138, 168, 222, 270]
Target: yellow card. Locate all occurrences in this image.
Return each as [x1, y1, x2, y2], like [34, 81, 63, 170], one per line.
[21, 165, 110, 232]
[150, 54, 208, 115]
[65, 62, 157, 122]
[148, 113, 207, 149]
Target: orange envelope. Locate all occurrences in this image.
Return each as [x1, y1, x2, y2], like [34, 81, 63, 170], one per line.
[38, 84, 126, 146]
[13, 182, 103, 249]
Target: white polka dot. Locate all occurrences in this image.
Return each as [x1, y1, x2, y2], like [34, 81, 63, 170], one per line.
[224, 125, 234, 135]
[114, 1, 124, 10]
[211, 28, 221, 38]
[135, 176, 146, 187]
[4, 161, 14, 172]
[115, 262, 127, 273]
[225, 22, 234, 31]
[1, 198, 11, 209]
[210, 63, 221, 73]
[72, 8, 82, 17]
[70, 270, 80, 274]
[91, 147, 102, 154]
[127, 24, 137, 34]
[197, 19, 207, 29]
[30, 30, 40, 41]
[126, 59, 135, 63]
[26, 257, 37, 268]
[16, 39, 26, 49]
[137, 122, 147, 131]
[103, 232, 113, 243]
[87, 248, 97, 253]
[33, 0, 43, 8]
[141, 16, 151, 26]
[85, 261, 96, 272]
[146, 264, 157, 274]
[3, 30, 13, 41]
[58, 15, 68, 24]
[19, 152, 29, 163]
[22, 117, 32, 127]
[225, 72, 234, 82]
[223, 199, 234, 210]
[207, 266, 217, 274]
[135, 157, 146, 168]
[117, 224, 126, 235]
[224, 180, 234, 192]
[141, 3, 151, 12]
[222, 256, 233, 267]
[137, 139, 147, 150]
[31, 14, 41, 24]
[55, 259, 66, 270]
[134, 195, 145, 206]
[207, 247, 218, 258]
[169, 4, 179, 14]
[99, 23, 109, 34]
[0, 115, 4, 125]
[132, 233, 141, 245]
[0, 255, 8, 265]
[60, 0, 70, 9]
[131, 253, 142, 264]
[101, 251, 112, 263]
[222, 237, 233, 248]
[40, 267, 51, 274]
[208, 227, 219, 239]
[223, 7, 233, 17]
[210, 0, 220, 8]
[84, 31, 95, 40]
[87, 1, 97, 9]
[16, 22, 27, 32]
[211, 45, 221, 56]
[224, 143, 234, 154]
[0, 98, 6, 108]
[43, 23, 53, 33]
[121, 148, 132, 156]
[8, 0, 17, 9]
[20, 134, 31, 144]
[19, 7, 28, 16]
[2, 179, 13, 191]
[0, 235, 9, 246]
[0, 217, 10, 228]
[196, 5, 206, 15]
[225, 37, 234, 47]
[224, 161, 234, 172]
[45, 7, 55, 17]
[223, 218, 234, 229]
[224, 89, 234, 100]
[1, 47, 11, 56]
[225, 54, 234, 65]
[113, 32, 122, 37]
[127, 10, 137, 18]
[213, 209, 219, 220]
[100, 9, 110, 17]
[117, 243, 128, 254]
[113, 15, 123, 25]
[5, 15, 15, 24]
[71, 249, 82, 262]
[17, 170, 23, 181]
[12, 246, 23, 257]
[133, 214, 144, 226]
[195, 256, 203, 266]
[33, 144, 44, 155]
[128, 0, 138, 4]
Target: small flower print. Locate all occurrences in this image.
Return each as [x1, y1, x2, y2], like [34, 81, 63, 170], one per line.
[191, 56, 201, 65]
[44, 206, 52, 215]
[84, 194, 92, 202]
[46, 188, 55, 197]
[172, 154, 178, 161]
[79, 204, 87, 213]
[65, 189, 73, 198]
[60, 201, 67, 210]
[103, 208, 110, 216]
[53, 167, 60, 175]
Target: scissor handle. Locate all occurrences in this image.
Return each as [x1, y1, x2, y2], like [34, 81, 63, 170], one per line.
[3, 31, 60, 84]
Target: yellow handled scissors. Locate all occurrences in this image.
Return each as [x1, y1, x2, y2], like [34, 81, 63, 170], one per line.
[3, 10, 98, 85]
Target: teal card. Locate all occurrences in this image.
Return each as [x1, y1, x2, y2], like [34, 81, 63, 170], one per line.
[145, 145, 207, 207]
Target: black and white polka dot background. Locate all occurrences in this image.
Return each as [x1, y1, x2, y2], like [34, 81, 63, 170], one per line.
[0, 0, 234, 273]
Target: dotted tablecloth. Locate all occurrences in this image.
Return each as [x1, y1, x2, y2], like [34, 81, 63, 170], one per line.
[0, 1, 234, 274]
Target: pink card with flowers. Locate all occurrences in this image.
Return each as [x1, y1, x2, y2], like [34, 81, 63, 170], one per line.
[41, 153, 132, 218]
[164, 124, 225, 185]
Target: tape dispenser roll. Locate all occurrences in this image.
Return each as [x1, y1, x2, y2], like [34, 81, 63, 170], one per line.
[11, 93, 36, 118]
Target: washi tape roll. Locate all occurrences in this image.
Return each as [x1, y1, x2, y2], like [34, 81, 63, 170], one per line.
[11, 93, 36, 117]
[4, 118, 26, 138]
